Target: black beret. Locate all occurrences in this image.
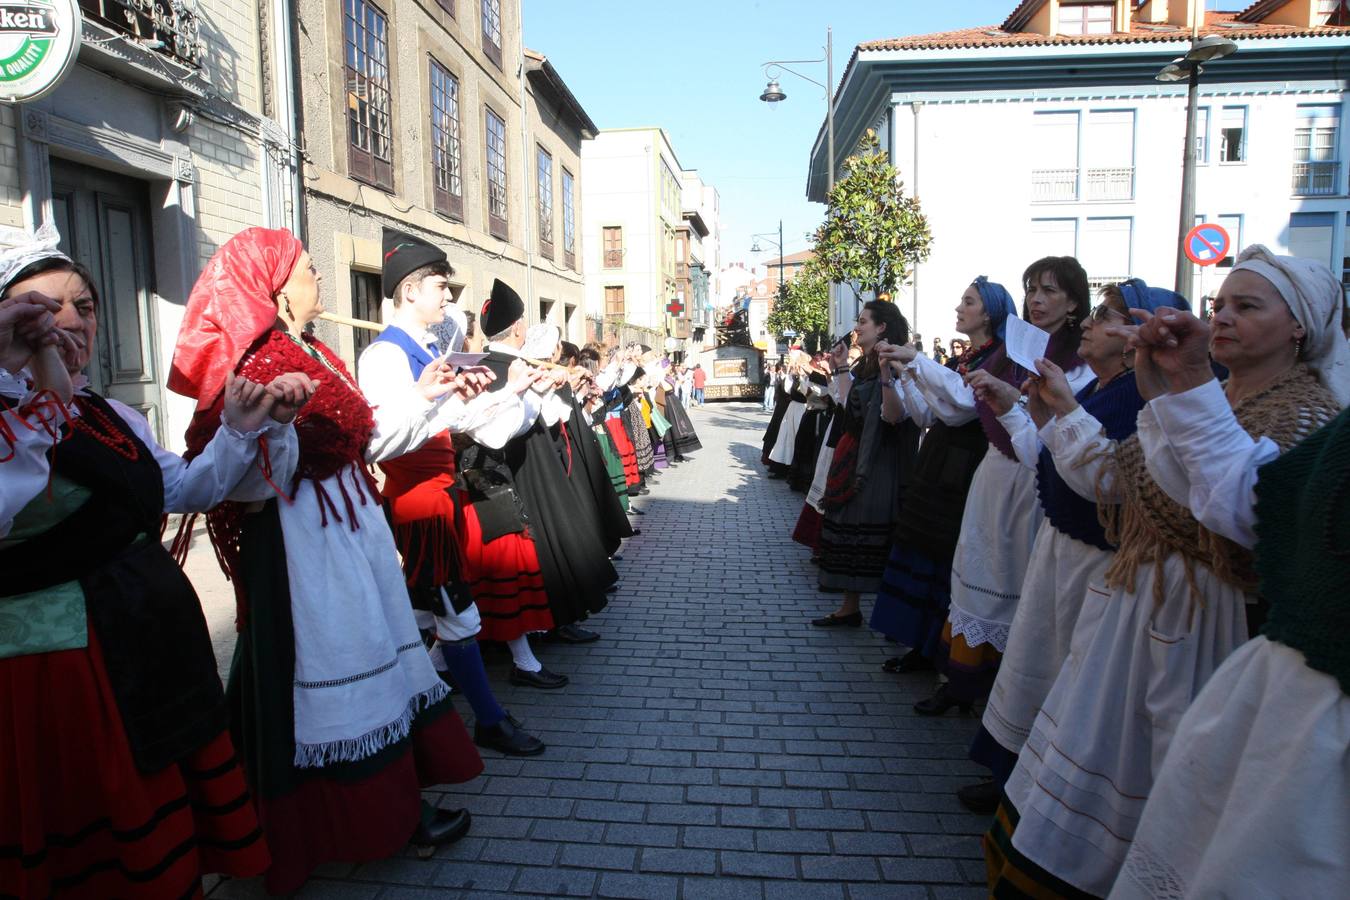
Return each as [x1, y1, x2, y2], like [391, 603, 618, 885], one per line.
[480, 278, 524, 337]
[381, 227, 451, 299]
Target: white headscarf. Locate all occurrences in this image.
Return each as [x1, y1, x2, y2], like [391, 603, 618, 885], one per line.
[0, 222, 70, 294]
[521, 323, 560, 361]
[1230, 244, 1350, 405]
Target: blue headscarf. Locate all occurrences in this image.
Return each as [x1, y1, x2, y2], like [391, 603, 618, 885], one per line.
[973, 276, 1018, 342]
[1116, 278, 1188, 323]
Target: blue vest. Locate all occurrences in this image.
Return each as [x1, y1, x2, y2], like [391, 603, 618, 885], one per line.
[371, 325, 435, 379]
[1036, 370, 1146, 551]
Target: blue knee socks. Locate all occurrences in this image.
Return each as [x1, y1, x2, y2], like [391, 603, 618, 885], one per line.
[439, 639, 506, 728]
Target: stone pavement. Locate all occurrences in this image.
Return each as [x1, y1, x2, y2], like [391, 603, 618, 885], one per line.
[201, 401, 989, 900]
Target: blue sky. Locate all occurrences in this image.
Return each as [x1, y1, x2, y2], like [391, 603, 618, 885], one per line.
[523, 0, 1017, 271]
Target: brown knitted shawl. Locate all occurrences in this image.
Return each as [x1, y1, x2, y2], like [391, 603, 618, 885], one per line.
[1101, 365, 1340, 602]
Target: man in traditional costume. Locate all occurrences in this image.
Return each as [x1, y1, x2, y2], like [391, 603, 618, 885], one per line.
[358, 227, 559, 748]
[468, 279, 617, 647]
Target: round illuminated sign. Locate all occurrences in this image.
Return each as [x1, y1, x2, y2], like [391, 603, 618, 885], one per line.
[0, 0, 81, 103]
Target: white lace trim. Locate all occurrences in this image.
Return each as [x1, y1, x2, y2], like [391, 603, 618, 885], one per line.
[1117, 840, 1188, 900]
[947, 604, 1011, 652]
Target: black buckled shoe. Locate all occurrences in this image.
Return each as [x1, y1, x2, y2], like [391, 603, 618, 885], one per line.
[956, 779, 1001, 815]
[882, 649, 936, 674]
[912, 684, 973, 716]
[810, 611, 862, 628]
[411, 807, 471, 857]
[509, 666, 569, 689]
[475, 716, 546, 756]
[554, 624, 601, 644]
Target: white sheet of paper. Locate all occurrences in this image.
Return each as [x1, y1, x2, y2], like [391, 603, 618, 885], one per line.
[1004, 316, 1050, 373]
[441, 351, 488, 368]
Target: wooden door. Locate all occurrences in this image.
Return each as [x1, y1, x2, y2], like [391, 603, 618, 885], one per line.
[50, 159, 163, 441]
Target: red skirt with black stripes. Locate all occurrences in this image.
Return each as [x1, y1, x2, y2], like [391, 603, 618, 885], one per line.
[0, 628, 268, 899]
[451, 486, 554, 641]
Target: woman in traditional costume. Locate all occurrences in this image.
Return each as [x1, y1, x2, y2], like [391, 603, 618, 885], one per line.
[808, 301, 920, 626]
[897, 258, 1092, 717]
[985, 247, 1344, 898]
[1, 226, 312, 898]
[869, 277, 1014, 675]
[786, 355, 833, 493]
[959, 279, 1186, 813]
[1108, 269, 1349, 899]
[766, 351, 811, 477]
[170, 228, 484, 894]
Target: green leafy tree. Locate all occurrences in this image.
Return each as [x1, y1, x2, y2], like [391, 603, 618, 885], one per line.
[766, 260, 830, 351]
[812, 129, 933, 302]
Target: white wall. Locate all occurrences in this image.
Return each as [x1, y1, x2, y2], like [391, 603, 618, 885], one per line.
[581, 130, 661, 328]
[880, 86, 1348, 346]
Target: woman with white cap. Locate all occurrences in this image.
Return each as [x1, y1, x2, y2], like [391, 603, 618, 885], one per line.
[1106, 248, 1349, 899]
[985, 246, 1346, 899]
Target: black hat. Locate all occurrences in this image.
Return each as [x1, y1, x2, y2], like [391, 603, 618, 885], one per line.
[480, 278, 524, 337]
[381, 227, 451, 299]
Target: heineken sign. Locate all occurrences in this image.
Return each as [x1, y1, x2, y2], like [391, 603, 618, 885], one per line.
[0, 0, 80, 103]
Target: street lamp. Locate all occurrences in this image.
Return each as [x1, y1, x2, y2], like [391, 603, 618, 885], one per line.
[1158, 32, 1237, 295]
[750, 221, 786, 301]
[758, 27, 835, 191]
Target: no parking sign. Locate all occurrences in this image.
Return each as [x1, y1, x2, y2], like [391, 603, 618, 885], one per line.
[1184, 223, 1231, 266]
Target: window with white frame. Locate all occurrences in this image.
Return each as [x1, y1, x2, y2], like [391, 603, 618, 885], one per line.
[1294, 104, 1341, 196]
[561, 168, 575, 268]
[1219, 106, 1246, 163]
[1194, 107, 1210, 163]
[1081, 217, 1132, 287]
[536, 146, 554, 258]
[1083, 110, 1135, 200]
[1058, 2, 1114, 35]
[1032, 112, 1080, 202]
[1030, 218, 1078, 258]
[1289, 212, 1335, 269]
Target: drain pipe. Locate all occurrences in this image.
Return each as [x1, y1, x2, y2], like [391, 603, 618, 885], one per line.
[909, 101, 922, 336]
[516, 0, 534, 319]
[276, 0, 305, 239]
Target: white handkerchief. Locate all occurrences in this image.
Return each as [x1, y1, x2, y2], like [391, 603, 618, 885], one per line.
[442, 351, 488, 369]
[1005, 316, 1050, 373]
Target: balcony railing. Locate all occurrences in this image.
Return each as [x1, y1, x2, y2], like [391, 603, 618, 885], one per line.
[1088, 275, 1131, 292]
[1031, 168, 1078, 202]
[79, 0, 206, 68]
[1085, 167, 1134, 201]
[1292, 161, 1341, 196]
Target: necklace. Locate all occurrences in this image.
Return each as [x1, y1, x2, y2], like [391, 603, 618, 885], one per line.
[956, 338, 996, 376]
[284, 332, 357, 390]
[72, 396, 140, 461]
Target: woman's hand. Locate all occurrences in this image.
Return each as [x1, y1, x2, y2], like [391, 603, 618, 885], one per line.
[223, 372, 281, 432]
[1032, 358, 1079, 417]
[829, 339, 850, 370]
[1125, 308, 1214, 396]
[966, 369, 1020, 415]
[877, 341, 917, 366]
[1021, 375, 1052, 428]
[264, 372, 319, 424]
[0, 293, 61, 372]
[29, 342, 75, 404]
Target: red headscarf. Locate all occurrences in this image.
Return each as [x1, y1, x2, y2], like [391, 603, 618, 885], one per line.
[169, 227, 303, 413]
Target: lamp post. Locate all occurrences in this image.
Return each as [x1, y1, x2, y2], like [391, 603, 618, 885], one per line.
[751, 221, 786, 352]
[1157, 33, 1237, 296]
[758, 27, 835, 192]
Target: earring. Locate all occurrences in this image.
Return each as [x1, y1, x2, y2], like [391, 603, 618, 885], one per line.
[1122, 346, 1134, 371]
[1294, 334, 1304, 359]
[282, 295, 293, 320]
[1066, 314, 1078, 329]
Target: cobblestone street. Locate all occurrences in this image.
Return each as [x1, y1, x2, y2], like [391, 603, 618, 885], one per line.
[202, 402, 989, 900]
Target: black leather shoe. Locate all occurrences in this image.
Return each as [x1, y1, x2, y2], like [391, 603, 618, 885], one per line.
[630, 507, 646, 516]
[605, 583, 618, 593]
[956, 779, 1000, 815]
[810, 612, 863, 628]
[882, 649, 936, 674]
[611, 553, 624, 561]
[509, 666, 569, 689]
[555, 624, 601, 644]
[913, 684, 973, 716]
[628, 527, 642, 535]
[411, 807, 471, 849]
[475, 716, 546, 756]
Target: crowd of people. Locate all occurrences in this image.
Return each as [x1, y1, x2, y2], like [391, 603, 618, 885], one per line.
[0, 223, 701, 897]
[764, 251, 1349, 898]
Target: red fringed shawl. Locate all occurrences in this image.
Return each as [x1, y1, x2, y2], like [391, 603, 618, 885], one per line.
[176, 330, 380, 626]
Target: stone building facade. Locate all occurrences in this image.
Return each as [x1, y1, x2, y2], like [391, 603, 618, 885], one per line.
[4, 0, 300, 450]
[294, 0, 595, 364]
